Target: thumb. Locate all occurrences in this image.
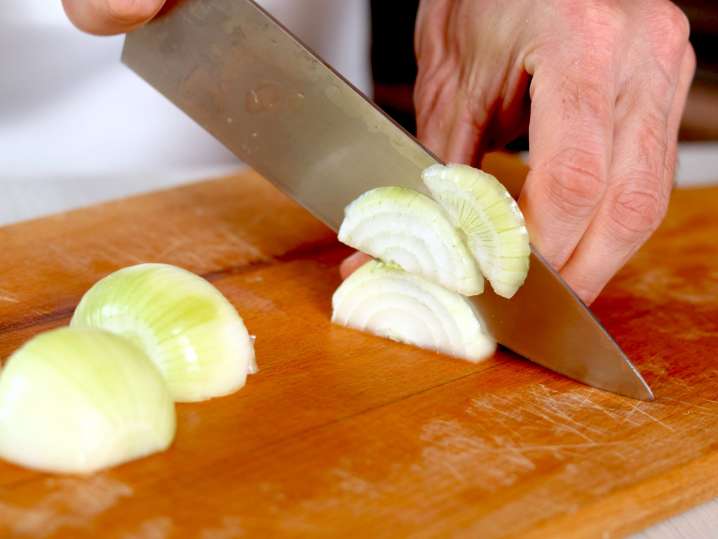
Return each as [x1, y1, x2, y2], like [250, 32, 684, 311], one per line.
[62, 0, 166, 35]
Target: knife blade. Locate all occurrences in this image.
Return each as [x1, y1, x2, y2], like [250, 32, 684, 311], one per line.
[122, 0, 652, 400]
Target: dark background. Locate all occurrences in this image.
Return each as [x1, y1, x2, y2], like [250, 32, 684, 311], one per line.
[369, 0, 718, 145]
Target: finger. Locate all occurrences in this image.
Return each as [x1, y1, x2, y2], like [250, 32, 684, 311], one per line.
[664, 46, 696, 185]
[62, 0, 166, 35]
[440, 68, 531, 165]
[414, 75, 466, 161]
[413, 0, 456, 158]
[560, 30, 693, 303]
[443, 98, 487, 164]
[519, 51, 617, 270]
[339, 252, 372, 280]
[413, 2, 489, 164]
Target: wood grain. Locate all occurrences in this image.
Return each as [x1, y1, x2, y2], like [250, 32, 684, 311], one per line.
[1, 154, 717, 538]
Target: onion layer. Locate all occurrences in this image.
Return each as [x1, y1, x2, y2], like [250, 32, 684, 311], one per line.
[422, 163, 530, 299]
[332, 261, 496, 362]
[338, 186, 484, 296]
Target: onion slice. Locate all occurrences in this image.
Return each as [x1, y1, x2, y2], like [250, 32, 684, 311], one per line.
[422, 163, 530, 299]
[71, 263, 255, 402]
[0, 328, 175, 474]
[332, 260, 496, 362]
[338, 186, 484, 296]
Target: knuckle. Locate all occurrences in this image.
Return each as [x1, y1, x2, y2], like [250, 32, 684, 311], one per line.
[647, 2, 691, 55]
[553, 69, 613, 124]
[564, 0, 626, 42]
[578, 77, 611, 119]
[664, 3, 691, 42]
[544, 148, 607, 218]
[608, 182, 667, 240]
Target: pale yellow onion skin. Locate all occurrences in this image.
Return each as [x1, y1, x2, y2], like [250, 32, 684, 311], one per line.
[332, 261, 496, 362]
[0, 328, 175, 474]
[71, 263, 255, 402]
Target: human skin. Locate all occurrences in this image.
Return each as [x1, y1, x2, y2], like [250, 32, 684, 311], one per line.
[62, 0, 166, 35]
[408, 0, 695, 303]
[63, 0, 695, 304]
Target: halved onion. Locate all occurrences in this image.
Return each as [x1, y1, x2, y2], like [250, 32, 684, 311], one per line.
[71, 263, 255, 402]
[0, 328, 175, 474]
[332, 260, 496, 362]
[422, 163, 530, 299]
[338, 186, 484, 296]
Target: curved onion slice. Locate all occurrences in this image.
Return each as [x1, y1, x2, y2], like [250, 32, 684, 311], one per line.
[422, 163, 530, 299]
[332, 260, 496, 362]
[338, 186, 483, 296]
[0, 328, 175, 474]
[71, 263, 255, 402]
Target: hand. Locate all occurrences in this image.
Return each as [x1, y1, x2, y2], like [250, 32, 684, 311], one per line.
[62, 0, 166, 35]
[412, 0, 695, 304]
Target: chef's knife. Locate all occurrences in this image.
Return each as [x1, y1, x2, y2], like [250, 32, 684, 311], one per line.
[122, 0, 653, 400]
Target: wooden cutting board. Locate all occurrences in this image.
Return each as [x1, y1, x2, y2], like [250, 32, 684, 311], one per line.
[1, 154, 717, 539]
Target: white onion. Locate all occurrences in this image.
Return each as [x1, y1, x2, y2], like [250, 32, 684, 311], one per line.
[71, 263, 255, 402]
[332, 261, 496, 362]
[338, 186, 484, 296]
[423, 163, 530, 299]
[0, 328, 175, 474]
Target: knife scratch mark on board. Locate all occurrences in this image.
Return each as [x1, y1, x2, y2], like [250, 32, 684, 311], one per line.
[661, 396, 718, 423]
[625, 265, 718, 306]
[524, 385, 604, 441]
[332, 469, 382, 499]
[0, 291, 18, 304]
[417, 419, 535, 488]
[625, 402, 675, 432]
[469, 385, 682, 444]
[153, 228, 265, 265]
[120, 516, 173, 539]
[0, 476, 132, 537]
[199, 516, 244, 539]
[153, 236, 191, 260]
[471, 394, 524, 422]
[277, 418, 547, 530]
[461, 478, 583, 536]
